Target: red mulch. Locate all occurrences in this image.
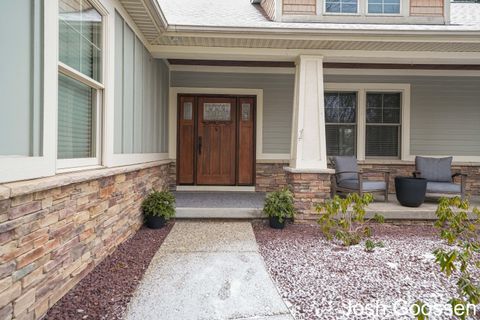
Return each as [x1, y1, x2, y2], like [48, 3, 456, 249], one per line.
[45, 223, 174, 320]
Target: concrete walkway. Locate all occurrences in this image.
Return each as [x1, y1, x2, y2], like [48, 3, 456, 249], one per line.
[124, 221, 294, 320]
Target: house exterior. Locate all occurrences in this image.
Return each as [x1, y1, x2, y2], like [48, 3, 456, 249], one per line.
[0, 0, 480, 318]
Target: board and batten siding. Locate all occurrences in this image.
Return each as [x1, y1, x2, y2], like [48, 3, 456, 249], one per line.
[0, 0, 43, 157]
[114, 11, 169, 155]
[171, 71, 295, 155]
[325, 75, 480, 157]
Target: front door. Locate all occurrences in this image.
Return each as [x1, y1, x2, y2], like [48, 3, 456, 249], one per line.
[196, 97, 236, 185]
[177, 95, 255, 186]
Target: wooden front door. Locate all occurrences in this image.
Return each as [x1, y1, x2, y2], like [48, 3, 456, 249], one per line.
[177, 95, 255, 186]
[197, 97, 236, 185]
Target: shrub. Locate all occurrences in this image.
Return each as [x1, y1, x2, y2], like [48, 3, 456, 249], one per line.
[416, 197, 480, 320]
[316, 193, 384, 246]
[263, 187, 295, 223]
[141, 189, 175, 220]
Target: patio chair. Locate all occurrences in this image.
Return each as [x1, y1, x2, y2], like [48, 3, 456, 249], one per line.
[413, 156, 467, 200]
[330, 156, 390, 202]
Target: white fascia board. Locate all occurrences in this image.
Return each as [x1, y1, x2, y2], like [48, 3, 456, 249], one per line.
[151, 46, 480, 64]
[164, 25, 480, 39]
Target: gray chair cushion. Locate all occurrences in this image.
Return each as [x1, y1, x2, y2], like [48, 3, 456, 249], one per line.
[332, 156, 358, 182]
[415, 156, 453, 182]
[338, 179, 387, 191]
[426, 182, 461, 194]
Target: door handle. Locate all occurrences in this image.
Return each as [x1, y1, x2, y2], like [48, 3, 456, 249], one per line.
[198, 136, 202, 155]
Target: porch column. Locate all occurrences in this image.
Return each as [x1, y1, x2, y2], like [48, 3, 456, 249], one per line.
[289, 55, 328, 170]
[286, 55, 333, 222]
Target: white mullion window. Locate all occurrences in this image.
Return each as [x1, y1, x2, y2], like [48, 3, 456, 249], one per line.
[325, 83, 410, 161]
[325, 0, 359, 14]
[365, 92, 402, 159]
[367, 0, 401, 14]
[57, 0, 105, 170]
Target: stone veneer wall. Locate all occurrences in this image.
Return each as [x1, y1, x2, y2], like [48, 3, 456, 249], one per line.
[0, 162, 172, 320]
[256, 163, 288, 192]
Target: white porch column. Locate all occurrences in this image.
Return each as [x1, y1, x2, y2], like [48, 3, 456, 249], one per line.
[289, 55, 328, 170]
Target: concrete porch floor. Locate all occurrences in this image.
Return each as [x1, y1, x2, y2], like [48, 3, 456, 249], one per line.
[366, 196, 480, 221]
[173, 191, 480, 221]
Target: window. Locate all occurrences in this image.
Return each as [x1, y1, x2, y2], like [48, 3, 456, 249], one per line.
[325, 0, 358, 13]
[366, 93, 401, 157]
[324, 84, 409, 161]
[58, 0, 103, 168]
[325, 92, 357, 156]
[368, 0, 401, 14]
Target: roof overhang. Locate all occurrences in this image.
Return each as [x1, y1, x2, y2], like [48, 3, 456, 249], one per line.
[118, 0, 480, 59]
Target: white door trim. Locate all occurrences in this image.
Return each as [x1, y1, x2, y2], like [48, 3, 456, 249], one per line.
[169, 87, 270, 160]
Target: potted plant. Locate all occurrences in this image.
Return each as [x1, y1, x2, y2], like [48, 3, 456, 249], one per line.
[263, 187, 295, 229]
[141, 189, 175, 229]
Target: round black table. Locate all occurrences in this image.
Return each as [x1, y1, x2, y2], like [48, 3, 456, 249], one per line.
[394, 177, 427, 207]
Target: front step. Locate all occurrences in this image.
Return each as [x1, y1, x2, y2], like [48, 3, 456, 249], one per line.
[174, 191, 265, 219]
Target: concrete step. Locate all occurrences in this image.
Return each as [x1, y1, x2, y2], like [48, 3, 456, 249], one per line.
[175, 207, 263, 219]
[174, 191, 265, 219]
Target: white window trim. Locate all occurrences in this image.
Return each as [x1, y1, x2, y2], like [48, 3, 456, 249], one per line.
[324, 83, 411, 161]
[168, 87, 283, 161]
[56, 0, 108, 171]
[0, 0, 57, 183]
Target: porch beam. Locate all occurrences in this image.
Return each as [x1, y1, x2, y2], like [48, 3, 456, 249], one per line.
[151, 45, 480, 64]
[289, 55, 328, 171]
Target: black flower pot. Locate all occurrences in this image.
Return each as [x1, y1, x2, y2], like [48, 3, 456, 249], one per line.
[145, 215, 166, 229]
[395, 177, 427, 207]
[269, 216, 286, 229]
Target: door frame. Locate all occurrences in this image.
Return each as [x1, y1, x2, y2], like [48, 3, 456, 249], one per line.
[176, 93, 257, 186]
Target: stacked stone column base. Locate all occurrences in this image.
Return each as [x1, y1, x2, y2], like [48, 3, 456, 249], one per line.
[285, 171, 332, 222]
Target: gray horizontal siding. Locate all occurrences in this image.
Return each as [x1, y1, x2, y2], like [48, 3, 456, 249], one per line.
[171, 72, 295, 154]
[325, 75, 480, 157]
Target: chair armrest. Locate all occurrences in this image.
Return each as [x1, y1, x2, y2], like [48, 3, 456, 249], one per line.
[452, 172, 467, 178]
[362, 169, 391, 174]
[334, 171, 361, 176]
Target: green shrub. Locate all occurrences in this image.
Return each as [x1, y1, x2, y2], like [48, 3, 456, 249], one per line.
[416, 197, 480, 320]
[316, 193, 384, 246]
[141, 189, 175, 220]
[263, 188, 295, 223]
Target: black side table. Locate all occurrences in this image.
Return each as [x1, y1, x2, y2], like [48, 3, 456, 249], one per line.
[395, 177, 427, 207]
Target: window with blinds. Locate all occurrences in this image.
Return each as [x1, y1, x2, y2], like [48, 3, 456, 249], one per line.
[366, 93, 401, 158]
[58, 74, 96, 159]
[325, 92, 357, 156]
[58, 0, 102, 165]
[59, 0, 102, 81]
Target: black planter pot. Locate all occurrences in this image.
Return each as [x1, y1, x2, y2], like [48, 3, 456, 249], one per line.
[145, 215, 166, 229]
[395, 177, 427, 207]
[269, 216, 286, 229]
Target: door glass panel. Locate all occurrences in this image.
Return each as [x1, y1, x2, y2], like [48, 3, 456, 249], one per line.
[203, 103, 231, 121]
[183, 102, 193, 120]
[241, 103, 251, 121]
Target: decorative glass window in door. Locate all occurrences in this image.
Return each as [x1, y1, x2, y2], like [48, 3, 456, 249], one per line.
[203, 103, 231, 121]
[183, 102, 193, 120]
[241, 103, 251, 121]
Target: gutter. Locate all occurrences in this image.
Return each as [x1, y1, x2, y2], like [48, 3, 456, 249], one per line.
[165, 23, 480, 40]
